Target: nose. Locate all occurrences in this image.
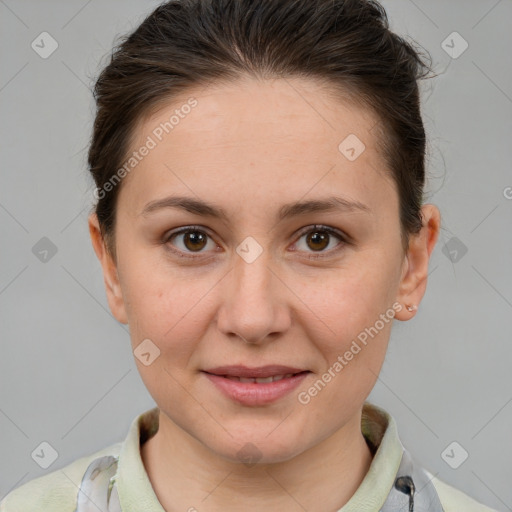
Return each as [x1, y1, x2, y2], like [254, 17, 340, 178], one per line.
[216, 246, 291, 345]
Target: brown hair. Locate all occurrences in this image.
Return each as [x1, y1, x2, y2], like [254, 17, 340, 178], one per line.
[88, 0, 434, 259]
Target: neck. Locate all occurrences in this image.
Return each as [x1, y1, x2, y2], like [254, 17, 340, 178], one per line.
[141, 409, 374, 511]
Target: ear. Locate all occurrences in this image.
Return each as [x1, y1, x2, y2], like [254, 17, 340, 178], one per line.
[394, 204, 441, 321]
[88, 212, 128, 324]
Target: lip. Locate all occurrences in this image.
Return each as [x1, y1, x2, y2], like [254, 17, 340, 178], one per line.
[202, 365, 311, 406]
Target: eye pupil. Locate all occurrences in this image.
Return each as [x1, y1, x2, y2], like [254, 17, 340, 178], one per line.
[307, 231, 329, 251]
[184, 231, 207, 251]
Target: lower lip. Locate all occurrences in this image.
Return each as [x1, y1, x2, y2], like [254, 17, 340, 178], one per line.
[203, 372, 310, 406]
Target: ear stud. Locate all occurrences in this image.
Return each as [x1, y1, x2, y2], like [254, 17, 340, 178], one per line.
[406, 304, 417, 312]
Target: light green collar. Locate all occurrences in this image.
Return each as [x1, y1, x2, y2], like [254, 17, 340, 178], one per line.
[115, 401, 403, 511]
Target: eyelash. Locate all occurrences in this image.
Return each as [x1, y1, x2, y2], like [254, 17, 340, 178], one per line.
[162, 224, 349, 261]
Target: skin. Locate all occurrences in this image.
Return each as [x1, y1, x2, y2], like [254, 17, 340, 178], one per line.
[89, 77, 440, 511]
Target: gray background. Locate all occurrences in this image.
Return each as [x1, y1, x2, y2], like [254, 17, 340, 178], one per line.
[1, 0, 511, 509]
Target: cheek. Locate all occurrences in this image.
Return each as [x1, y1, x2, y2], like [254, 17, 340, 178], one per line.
[118, 242, 182, 327]
[121, 270, 205, 402]
[119, 254, 219, 359]
[291, 261, 399, 412]
[297, 257, 399, 349]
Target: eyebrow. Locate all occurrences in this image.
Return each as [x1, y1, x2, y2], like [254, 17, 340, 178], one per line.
[140, 195, 372, 222]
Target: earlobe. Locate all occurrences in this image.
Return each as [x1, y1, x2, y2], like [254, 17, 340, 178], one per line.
[88, 213, 129, 324]
[394, 204, 441, 321]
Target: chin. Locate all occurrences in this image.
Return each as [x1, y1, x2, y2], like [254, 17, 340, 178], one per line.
[207, 428, 308, 467]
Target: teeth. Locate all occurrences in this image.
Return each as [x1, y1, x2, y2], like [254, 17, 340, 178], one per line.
[223, 373, 297, 383]
[255, 376, 274, 383]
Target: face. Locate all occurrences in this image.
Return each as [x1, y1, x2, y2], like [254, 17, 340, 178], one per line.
[91, 77, 425, 464]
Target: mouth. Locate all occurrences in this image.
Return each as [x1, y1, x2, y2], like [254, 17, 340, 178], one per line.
[202, 365, 309, 381]
[201, 365, 311, 405]
[212, 372, 306, 383]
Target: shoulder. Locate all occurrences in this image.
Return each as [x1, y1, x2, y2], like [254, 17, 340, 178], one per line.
[0, 442, 122, 512]
[428, 471, 499, 512]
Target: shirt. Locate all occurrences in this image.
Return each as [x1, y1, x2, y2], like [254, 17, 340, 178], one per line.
[0, 401, 498, 511]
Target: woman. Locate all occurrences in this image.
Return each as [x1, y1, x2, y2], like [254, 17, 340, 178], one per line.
[0, 0, 498, 510]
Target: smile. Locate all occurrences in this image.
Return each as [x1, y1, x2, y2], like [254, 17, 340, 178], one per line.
[202, 366, 311, 406]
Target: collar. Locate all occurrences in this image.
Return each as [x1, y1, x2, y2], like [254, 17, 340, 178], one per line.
[113, 401, 404, 511]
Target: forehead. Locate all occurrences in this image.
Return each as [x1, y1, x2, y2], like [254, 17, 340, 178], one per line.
[119, 77, 396, 218]
[141, 77, 379, 151]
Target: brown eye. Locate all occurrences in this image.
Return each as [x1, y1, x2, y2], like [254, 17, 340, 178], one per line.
[182, 231, 208, 252]
[306, 230, 330, 251]
[165, 227, 216, 257]
[293, 225, 347, 258]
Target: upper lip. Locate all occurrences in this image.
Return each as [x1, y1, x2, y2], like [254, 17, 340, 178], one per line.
[203, 365, 308, 378]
